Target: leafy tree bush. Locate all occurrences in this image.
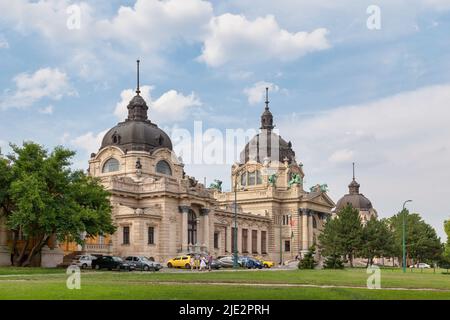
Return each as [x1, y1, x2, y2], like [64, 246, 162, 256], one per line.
[0, 142, 116, 266]
[323, 254, 344, 269]
[298, 246, 316, 269]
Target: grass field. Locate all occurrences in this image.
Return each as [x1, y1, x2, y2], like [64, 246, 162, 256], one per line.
[0, 267, 449, 300]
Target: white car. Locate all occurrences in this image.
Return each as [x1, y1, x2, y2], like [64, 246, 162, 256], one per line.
[72, 255, 97, 269]
[409, 263, 431, 269]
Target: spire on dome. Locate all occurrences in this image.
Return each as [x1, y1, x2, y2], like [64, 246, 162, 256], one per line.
[126, 59, 149, 122]
[348, 162, 360, 194]
[136, 59, 141, 95]
[260, 87, 274, 130]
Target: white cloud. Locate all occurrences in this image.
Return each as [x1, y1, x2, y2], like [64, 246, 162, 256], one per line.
[278, 84, 450, 239]
[96, 0, 213, 51]
[114, 86, 202, 124]
[0, 68, 75, 109]
[199, 14, 330, 67]
[329, 149, 354, 164]
[0, 35, 9, 49]
[243, 81, 279, 105]
[71, 129, 108, 155]
[38, 105, 54, 115]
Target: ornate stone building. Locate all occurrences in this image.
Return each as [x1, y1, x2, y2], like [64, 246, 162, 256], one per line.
[0, 76, 335, 267]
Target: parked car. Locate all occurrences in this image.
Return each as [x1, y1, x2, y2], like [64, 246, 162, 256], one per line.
[210, 259, 223, 270]
[91, 255, 135, 271]
[124, 256, 162, 271]
[241, 256, 263, 269]
[71, 255, 97, 269]
[167, 255, 192, 269]
[258, 259, 274, 268]
[217, 255, 242, 268]
[409, 263, 431, 269]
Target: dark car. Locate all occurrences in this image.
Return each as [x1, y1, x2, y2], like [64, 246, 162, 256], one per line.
[241, 256, 263, 269]
[91, 255, 135, 271]
[124, 256, 162, 271]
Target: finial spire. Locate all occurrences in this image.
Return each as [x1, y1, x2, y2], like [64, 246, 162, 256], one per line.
[136, 59, 141, 95]
[352, 162, 355, 181]
[265, 87, 269, 110]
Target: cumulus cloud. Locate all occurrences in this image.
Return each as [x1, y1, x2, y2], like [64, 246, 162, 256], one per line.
[199, 14, 330, 67]
[0, 68, 75, 109]
[70, 129, 108, 155]
[97, 0, 213, 51]
[114, 86, 202, 123]
[277, 84, 450, 238]
[243, 81, 279, 105]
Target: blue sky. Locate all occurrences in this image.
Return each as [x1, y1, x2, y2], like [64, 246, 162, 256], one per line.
[1, 0, 450, 239]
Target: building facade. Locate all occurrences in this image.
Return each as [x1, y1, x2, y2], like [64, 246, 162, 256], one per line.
[80, 86, 335, 264]
[0, 83, 336, 267]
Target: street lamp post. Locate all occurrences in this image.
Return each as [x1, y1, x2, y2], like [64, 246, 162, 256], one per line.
[402, 200, 412, 273]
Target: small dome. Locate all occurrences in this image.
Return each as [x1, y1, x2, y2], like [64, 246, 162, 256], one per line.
[335, 193, 373, 211]
[100, 93, 172, 153]
[335, 176, 372, 211]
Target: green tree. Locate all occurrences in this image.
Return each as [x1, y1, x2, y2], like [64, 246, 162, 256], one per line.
[361, 217, 395, 266]
[0, 142, 116, 267]
[319, 204, 363, 267]
[298, 246, 316, 269]
[323, 254, 344, 269]
[389, 211, 442, 266]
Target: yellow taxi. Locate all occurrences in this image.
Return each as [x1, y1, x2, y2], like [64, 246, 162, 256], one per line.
[167, 255, 192, 269]
[257, 258, 274, 268]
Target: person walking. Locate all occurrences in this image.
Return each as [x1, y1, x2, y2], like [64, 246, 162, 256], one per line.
[208, 255, 213, 271]
[190, 255, 195, 271]
[199, 256, 206, 271]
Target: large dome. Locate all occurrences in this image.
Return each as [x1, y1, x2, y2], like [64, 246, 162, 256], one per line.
[240, 131, 296, 164]
[335, 179, 373, 211]
[240, 87, 296, 164]
[100, 94, 172, 153]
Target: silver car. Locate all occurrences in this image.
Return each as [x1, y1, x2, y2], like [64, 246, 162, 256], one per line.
[72, 255, 97, 269]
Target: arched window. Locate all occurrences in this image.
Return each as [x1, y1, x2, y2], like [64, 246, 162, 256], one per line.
[240, 170, 262, 186]
[248, 171, 256, 185]
[156, 160, 172, 175]
[188, 210, 197, 245]
[102, 158, 120, 173]
[241, 172, 247, 186]
[312, 216, 317, 229]
[256, 170, 262, 184]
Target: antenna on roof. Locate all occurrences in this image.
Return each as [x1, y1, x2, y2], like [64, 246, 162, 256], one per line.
[136, 59, 141, 95]
[265, 87, 269, 110]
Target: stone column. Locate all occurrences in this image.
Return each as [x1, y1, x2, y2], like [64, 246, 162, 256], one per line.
[247, 230, 252, 255]
[308, 212, 314, 246]
[200, 208, 210, 252]
[301, 209, 309, 252]
[256, 230, 261, 254]
[226, 226, 232, 254]
[179, 206, 190, 252]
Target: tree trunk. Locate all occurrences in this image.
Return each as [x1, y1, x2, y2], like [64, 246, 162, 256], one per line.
[14, 238, 29, 266]
[22, 235, 49, 267]
[349, 254, 354, 268]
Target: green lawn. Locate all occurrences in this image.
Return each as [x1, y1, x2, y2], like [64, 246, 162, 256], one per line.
[0, 267, 449, 300]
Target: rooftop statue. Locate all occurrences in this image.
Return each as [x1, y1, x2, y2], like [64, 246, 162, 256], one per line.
[288, 173, 302, 188]
[268, 173, 277, 186]
[209, 179, 223, 192]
